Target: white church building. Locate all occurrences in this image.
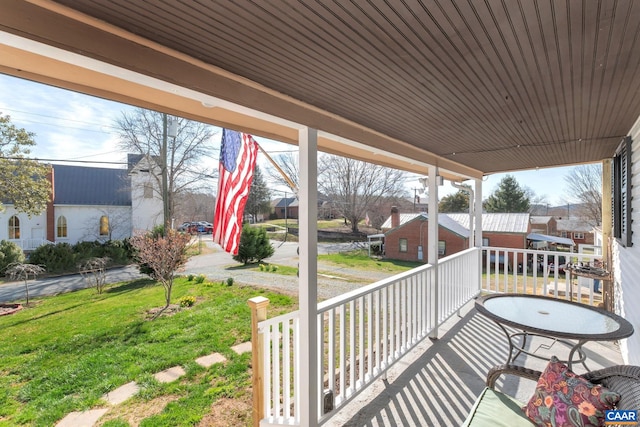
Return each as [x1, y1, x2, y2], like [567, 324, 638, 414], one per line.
[0, 154, 163, 250]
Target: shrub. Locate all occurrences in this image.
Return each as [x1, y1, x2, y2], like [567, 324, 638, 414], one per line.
[72, 241, 103, 261]
[270, 265, 278, 272]
[179, 295, 196, 307]
[370, 241, 384, 256]
[226, 277, 234, 286]
[195, 274, 205, 284]
[29, 243, 75, 274]
[0, 240, 25, 275]
[101, 240, 131, 264]
[232, 225, 274, 265]
[187, 274, 195, 281]
[259, 264, 265, 271]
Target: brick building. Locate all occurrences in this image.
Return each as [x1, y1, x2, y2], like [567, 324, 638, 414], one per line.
[382, 209, 531, 263]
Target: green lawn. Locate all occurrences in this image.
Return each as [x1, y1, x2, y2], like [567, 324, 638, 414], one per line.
[0, 277, 295, 426]
[318, 250, 422, 274]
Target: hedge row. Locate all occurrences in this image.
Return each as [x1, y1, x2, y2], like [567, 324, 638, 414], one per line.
[0, 239, 134, 276]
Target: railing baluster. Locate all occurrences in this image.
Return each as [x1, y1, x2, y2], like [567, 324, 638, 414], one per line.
[283, 318, 291, 418]
[273, 322, 280, 419]
[375, 290, 381, 375]
[328, 308, 335, 399]
[349, 299, 356, 396]
[358, 296, 364, 388]
[367, 293, 373, 381]
[339, 304, 346, 402]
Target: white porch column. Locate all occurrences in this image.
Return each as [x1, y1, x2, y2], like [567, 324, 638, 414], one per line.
[298, 127, 318, 426]
[474, 179, 483, 292]
[474, 178, 483, 247]
[428, 165, 439, 339]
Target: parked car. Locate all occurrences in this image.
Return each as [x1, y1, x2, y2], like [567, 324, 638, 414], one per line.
[178, 221, 213, 234]
[547, 255, 567, 274]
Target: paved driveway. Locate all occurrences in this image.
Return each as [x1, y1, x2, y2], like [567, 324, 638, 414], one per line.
[0, 239, 389, 303]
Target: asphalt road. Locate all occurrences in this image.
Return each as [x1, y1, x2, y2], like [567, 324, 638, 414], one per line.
[0, 238, 374, 303]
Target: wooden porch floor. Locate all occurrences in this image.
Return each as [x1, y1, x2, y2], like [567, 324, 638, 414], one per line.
[326, 299, 625, 427]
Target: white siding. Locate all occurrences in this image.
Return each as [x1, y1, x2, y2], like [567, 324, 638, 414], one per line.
[130, 168, 162, 233]
[614, 115, 640, 365]
[55, 205, 132, 244]
[0, 206, 47, 248]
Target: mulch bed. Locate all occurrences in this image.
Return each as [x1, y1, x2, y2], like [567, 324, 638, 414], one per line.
[0, 303, 23, 316]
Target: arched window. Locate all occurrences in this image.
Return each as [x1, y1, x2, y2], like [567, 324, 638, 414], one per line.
[57, 216, 68, 238]
[8, 215, 20, 239]
[99, 215, 109, 236]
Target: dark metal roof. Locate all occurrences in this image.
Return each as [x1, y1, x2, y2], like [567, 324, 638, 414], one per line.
[1, 1, 640, 175]
[53, 164, 131, 206]
[273, 197, 298, 208]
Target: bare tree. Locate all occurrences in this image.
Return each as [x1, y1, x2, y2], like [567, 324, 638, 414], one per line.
[79, 257, 111, 294]
[366, 195, 411, 230]
[5, 263, 46, 305]
[130, 229, 192, 319]
[523, 187, 549, 215]
[318, 155, 408, 233]
[564, 164, 602, 225]
[115, 108, 218, 223]
[266, 151, 299, 191]
[174, 191, 215, 224]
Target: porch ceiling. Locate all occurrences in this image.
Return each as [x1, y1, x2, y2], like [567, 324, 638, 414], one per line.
[1, 1, 640, 179]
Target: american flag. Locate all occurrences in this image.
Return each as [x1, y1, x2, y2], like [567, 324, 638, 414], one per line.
[213, 129, 259, 255]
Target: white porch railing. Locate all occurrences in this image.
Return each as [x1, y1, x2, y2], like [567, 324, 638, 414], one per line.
[255, 247, 481, 426]
[10, 238, 53, 251]
[481, 246, 602, 306]
[253, 246, 604, 426]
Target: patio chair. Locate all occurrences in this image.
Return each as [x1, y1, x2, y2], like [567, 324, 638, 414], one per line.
[462, 363, 640, 426]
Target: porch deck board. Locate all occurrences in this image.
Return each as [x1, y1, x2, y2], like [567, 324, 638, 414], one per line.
[327, 300, 624, 427]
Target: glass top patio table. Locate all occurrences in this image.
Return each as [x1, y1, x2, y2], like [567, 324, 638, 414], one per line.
[475, 294, 634, 369]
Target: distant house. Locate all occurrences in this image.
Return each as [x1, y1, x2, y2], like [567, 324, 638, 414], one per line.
[381, 209, 532, 263]
[0, 154, 163, 250]
[382, 208, 469, 262]
[556, 218, 595, 245]
[271, 197, 298, 219]
[530, 216, 558, 235]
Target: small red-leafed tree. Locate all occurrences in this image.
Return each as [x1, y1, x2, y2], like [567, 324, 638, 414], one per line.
[130, 229, 192, 318]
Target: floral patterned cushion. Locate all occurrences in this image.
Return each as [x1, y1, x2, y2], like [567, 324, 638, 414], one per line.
[523, 356, 620, 427]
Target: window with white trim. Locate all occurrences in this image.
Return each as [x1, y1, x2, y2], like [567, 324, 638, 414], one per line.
[573, 232, 584, 240]
[57, 216, 68, 238]
[8, 215, 20, 239]
[438, 240, 446, 256]
[399, 238, 408, 252]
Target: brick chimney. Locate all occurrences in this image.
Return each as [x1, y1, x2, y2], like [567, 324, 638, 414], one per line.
[391, 206, 400, 228]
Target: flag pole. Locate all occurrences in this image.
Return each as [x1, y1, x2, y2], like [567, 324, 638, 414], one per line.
[256, 143, 298, 193]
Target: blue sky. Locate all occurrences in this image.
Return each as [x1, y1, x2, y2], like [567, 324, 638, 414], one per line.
[0, 73, 583, 206]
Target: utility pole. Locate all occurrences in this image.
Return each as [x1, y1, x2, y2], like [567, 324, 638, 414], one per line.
[162, 113, 177, 233]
